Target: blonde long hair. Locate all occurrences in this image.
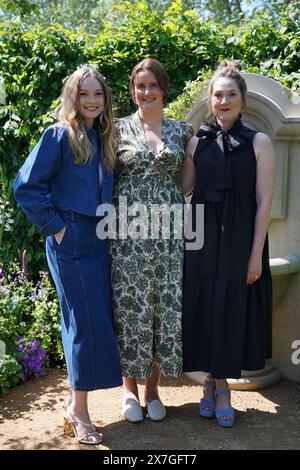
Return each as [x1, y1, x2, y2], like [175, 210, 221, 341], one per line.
[57, 65, 116, 171]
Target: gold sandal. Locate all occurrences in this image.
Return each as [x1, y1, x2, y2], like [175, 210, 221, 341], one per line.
[63, 411, 103, 445]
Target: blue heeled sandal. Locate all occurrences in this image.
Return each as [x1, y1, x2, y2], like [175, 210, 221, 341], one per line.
[199, 398, 216, 418]
[214, 389, 235, 428]
[199, 378, 216, 418]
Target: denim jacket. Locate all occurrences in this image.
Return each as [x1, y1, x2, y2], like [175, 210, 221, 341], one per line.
[14, 124, 114, 236]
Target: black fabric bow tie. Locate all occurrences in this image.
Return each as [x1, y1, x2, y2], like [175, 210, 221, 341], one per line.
[196, 121, 242, 153]
[194, 120, 244, 203]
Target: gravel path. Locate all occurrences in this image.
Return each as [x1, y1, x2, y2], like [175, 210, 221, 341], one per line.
[0, 369, 300, 450]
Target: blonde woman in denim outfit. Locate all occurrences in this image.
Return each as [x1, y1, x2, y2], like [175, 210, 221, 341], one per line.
[14, 65, 122, 444]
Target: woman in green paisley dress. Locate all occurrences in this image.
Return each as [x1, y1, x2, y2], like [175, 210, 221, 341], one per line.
[111, 58, 193, 422]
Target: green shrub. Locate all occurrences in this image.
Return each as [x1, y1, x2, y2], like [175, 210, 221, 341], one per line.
[0, 22, 89, 273]
[165, 69, 212, 120]
[26, 271, 63, 361]
[0, 257, 63, 394]
[0, 3, 299, 275]
[0, 1, 299, 395]
[0, 354, 24, 395]
[89, 1, 224, 116]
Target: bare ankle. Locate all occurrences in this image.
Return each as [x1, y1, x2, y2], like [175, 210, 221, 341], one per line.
[69, 406, 91, 422]
[215, 379, 228, 390]
[123, 377, 139, 400]
[145, 391, 159, 403]
[123, 391, 140, 403]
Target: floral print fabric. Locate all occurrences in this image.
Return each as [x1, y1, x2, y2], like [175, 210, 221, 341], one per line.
[111, 111, 193, 378]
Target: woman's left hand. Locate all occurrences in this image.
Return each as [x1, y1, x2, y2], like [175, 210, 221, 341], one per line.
[247, 254, 262, 285]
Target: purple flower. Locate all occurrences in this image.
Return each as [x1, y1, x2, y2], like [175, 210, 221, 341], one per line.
[16, 337, 48, 378]
[29, 292, 38, 302]
[0, 286, 9, 297]
[37, 288, 46, 298]
[29, 288, 47, 302]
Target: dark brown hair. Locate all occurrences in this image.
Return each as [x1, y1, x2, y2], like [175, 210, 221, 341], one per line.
[129, 58, 170, 104]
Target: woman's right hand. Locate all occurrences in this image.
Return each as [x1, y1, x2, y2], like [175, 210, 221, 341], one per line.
[54, 226, 66, 245]
[246, 253, 262, 285]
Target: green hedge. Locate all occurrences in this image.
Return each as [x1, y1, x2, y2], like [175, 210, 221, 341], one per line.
[0, 24, 89, 273]
[0, 3, 299, 274]
[0, 262, 63, 394]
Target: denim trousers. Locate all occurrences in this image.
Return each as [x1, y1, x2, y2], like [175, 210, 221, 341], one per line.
[45, 211, 122, 391]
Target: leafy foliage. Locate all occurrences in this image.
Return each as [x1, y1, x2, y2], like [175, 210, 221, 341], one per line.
[0, 260, 62, 394]
[1, 0, 298, 31]
[0, 0, 299, 394]
[0, 354, 24, 395]
[1, 3, 299, 273]
[0, 0, 39, 17]
[0, 23, 89, 271]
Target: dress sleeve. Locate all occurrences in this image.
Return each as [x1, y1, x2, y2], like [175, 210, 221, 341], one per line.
[181, 121, 194, 149]
[13, 126, 66, 236]
[114, 118, 125, 145]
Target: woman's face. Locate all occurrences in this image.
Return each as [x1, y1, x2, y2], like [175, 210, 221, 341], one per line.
[77, 76, 104, 127]
[134, 69, 164, 113]
[210, 77, 243, 127]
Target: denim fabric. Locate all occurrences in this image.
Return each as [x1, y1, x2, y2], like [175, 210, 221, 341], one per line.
[14, 125, 113, 236]
[14, 123, 121, 391]
[46, 211, 122, 390]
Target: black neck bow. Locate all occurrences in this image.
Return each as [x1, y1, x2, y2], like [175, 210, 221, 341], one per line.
[196, 119, 243, 153]
[194, 119, 245, 202]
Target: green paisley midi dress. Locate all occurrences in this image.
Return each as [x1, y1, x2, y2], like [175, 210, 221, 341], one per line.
[111, 111, 193, 378]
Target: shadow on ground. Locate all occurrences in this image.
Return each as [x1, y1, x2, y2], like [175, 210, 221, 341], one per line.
[0, 370, 300, 450]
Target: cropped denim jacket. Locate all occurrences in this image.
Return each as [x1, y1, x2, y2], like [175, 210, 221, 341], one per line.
[14, 124, 114, 236]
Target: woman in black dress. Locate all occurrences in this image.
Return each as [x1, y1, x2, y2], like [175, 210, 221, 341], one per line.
[182, 61, 275, 427]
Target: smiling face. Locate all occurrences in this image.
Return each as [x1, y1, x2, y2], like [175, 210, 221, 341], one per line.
[210, 77, 243, 128]
[77, 75, 104, 127]
[134, 69, 164, 113]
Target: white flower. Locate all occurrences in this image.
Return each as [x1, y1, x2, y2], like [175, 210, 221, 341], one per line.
[0, 76, 6, 104]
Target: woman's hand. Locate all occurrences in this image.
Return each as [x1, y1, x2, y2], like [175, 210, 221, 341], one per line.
[247, 253, 262, 285]
[54, 226, 66, 245]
